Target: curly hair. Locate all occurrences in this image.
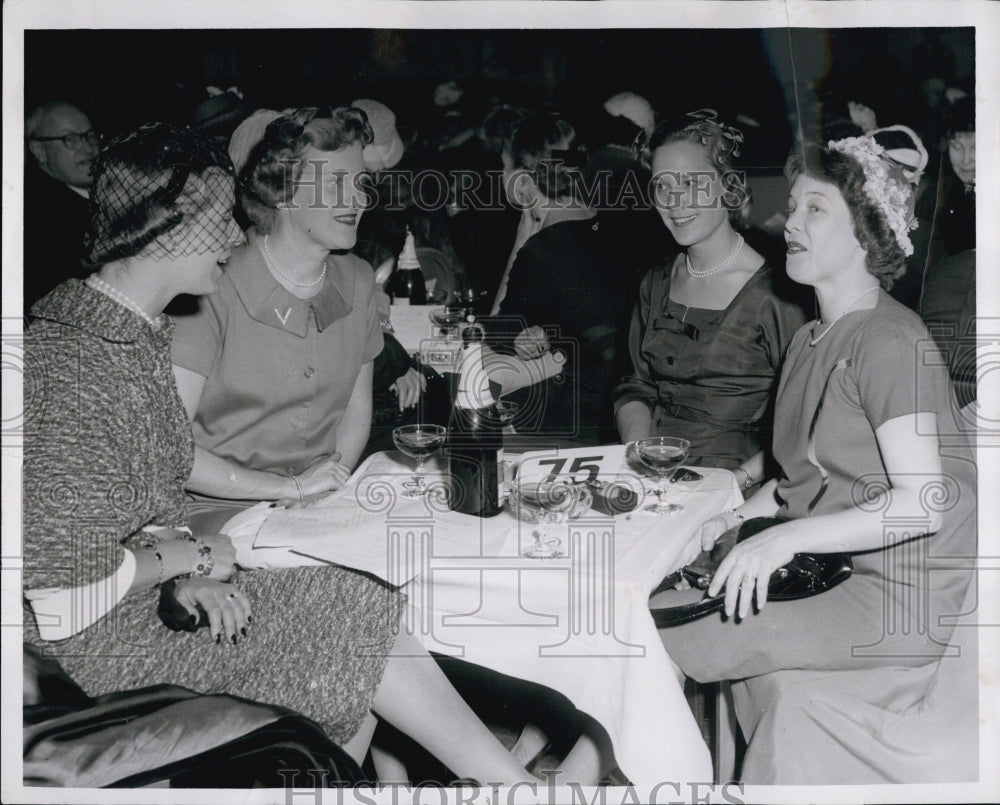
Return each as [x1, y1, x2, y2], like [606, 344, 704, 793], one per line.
[240, 106, 374, 234]
[85, 122, 236, 267]
[784, 142, 907, 289]
[645, 110, 752, 229]
[505, 112, 587, 203]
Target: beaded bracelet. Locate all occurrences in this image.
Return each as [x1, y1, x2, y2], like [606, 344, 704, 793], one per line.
[180, 535, 215, 577]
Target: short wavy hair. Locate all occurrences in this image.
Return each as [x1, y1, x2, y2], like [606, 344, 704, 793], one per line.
[505, 112, 587, 203]
[645, 111, 752, 229]
[240, 106, 374, 234]
[784, 142, 907, 289]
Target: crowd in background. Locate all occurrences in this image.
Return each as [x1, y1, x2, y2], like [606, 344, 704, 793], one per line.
[24, 68, 977, 413]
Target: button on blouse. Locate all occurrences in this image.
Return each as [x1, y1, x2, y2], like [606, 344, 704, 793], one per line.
[171, 234, 384, 478]
[613, 258, 808, 466]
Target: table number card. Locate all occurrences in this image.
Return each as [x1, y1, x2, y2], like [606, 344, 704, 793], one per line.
[514, 443, 634, 483]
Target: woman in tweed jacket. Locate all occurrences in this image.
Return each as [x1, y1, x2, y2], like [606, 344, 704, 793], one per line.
[22, 122, 542, 785]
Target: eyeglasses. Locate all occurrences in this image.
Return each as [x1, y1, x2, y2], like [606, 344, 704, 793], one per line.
[31, 130, 101, 151]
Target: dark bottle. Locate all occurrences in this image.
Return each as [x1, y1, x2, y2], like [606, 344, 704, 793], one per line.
[446, 324, 503, 517]
[390, 226, 426, 305]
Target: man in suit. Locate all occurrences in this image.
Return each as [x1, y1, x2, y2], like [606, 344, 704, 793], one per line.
[24, 100, 100, 311]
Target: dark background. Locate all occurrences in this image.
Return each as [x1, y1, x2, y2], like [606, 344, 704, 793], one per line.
[26, 27, 974, 167]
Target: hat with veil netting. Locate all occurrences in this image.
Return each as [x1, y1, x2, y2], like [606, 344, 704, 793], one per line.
[85, 122, 241, 267]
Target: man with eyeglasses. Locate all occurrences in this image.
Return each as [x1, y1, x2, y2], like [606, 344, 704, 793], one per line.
[24, 100, 101, 311]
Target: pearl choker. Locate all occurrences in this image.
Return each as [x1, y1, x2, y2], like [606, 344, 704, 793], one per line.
[808, 286, 879, 347]
[685, 235, 744, 278]
[86, 275, 162, 328]
[262, 235, 327, 288]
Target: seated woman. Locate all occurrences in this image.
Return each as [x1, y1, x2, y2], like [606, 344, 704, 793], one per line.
[614, 110, 808, 490]
[652, 137, 977, 781]
[486, 111, 634, 446]
[228, 109, 440, 466]
[171, 107, 381, 525]
[22, 121, 543, 786]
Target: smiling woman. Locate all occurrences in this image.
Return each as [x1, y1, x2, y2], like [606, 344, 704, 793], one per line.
[171, 106, 379, 519]
[615, 109, 807, 486]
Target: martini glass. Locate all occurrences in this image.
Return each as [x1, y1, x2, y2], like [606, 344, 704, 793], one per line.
[635, 436, 691, 514]
[392, 424, 447, 498]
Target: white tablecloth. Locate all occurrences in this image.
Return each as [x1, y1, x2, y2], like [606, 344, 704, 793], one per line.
[346, 444, 742, 785]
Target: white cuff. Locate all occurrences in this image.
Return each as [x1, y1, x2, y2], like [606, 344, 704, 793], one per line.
[25, 551, 137, 641]
[141, 524, 192, 536]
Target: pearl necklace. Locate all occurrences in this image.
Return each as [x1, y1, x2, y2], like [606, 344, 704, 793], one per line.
[685, 235, 744, 278]
[809, 286, 879, 347]
[86, 275, 162, 328]
[262, 235, 327, 288]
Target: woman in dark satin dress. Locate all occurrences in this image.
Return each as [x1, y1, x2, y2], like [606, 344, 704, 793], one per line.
[614, 111, 807, 491]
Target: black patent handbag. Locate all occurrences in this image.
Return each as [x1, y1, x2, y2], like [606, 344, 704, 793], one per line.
[651, 356, 859, 628]
[649, 517, 853, 627]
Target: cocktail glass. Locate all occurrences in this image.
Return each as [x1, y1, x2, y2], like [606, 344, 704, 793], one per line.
[635, 436, 691, 515]
[508, 479, 592, 558]
[392, 424, 448, 498]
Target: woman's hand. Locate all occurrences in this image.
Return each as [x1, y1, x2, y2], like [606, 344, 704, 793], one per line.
[699, 514, 733, 553]
[295, 452, 352, 498]
[514, 326, 550, 360]
[171, 578, 252, 644]
[675, 513, 732, 570]
[707, 522, 797, 620]
[389, 367, 427, 411]
[198, 534, 238, 580]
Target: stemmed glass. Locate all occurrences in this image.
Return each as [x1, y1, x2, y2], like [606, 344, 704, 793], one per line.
[635, 436, 691, 515]
[428, 305, 466, 341]
[508, 479, 592, 558]
[392, 424, 448, 498]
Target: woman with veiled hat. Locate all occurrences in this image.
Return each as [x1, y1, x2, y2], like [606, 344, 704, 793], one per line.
[23, 120, 551, 785]
[614, 110, 808, 491]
